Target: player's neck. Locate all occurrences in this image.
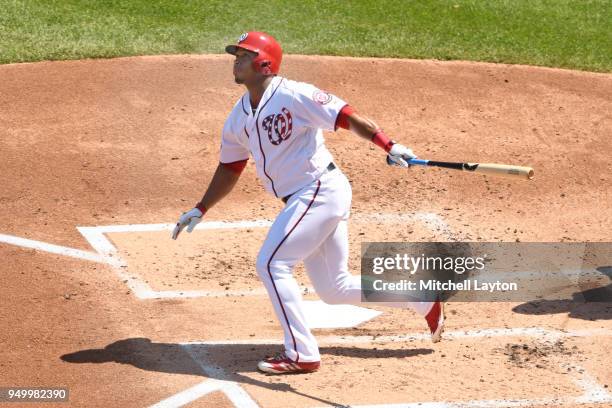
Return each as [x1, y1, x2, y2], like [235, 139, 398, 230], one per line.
[247, 76, 274, 110]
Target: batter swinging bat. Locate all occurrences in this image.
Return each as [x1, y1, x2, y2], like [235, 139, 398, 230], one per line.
[407, 158, 535, 180]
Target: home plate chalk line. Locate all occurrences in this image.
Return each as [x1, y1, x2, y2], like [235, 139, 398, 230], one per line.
[3, 216, 611, 407]
[77, 211, 453, 299]
[0, 211, 454, 300]
[149, 327, 612, 408]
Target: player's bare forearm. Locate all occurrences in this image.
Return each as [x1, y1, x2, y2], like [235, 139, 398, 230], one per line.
[345, 112, 380, 142]
[343, 109, 414, 160]
[197, 163, 241, 210]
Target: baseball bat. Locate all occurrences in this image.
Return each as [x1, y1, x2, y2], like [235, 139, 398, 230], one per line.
[407, 158, 534, 180]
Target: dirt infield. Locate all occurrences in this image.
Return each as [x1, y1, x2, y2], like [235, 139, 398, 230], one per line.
[1, 54, 611, 407]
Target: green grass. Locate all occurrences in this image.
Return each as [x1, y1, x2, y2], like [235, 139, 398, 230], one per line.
[0, 0, 610, 71]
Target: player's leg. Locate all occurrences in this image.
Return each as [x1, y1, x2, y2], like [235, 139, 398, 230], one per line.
[303, 218, 434, 315]
[255, 169, 352, 370]
[303, 194, 445, 342]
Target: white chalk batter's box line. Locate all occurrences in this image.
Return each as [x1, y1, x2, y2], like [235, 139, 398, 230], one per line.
[2, 218, 611, 407]
[149, 327, 612, 408]
[75, 212, 455, 300]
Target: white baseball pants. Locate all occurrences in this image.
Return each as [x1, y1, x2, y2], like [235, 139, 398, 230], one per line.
[255, 165, 433, 362]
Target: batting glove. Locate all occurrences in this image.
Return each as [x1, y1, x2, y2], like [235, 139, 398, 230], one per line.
[387, 143, 417, 167]
[172, 207, 203, 240]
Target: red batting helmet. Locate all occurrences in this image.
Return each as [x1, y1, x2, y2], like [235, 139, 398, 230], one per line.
[225, 32, 282, 75]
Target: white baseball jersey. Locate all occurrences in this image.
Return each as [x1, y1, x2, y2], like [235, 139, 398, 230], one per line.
[220, 76, 347, 198]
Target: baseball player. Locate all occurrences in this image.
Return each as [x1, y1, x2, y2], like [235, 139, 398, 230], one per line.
[173, 32, 444, 375]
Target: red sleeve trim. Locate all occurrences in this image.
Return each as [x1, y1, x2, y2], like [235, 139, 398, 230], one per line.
[220, 159, 248, 174]
[371, 129, 394, 152]
[334, 104, 355, 131]
[196, 202, 208, 214]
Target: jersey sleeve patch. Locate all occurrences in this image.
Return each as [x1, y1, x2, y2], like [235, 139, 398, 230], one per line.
[292, 82, 348, 131]
[312, 90, 333, 105]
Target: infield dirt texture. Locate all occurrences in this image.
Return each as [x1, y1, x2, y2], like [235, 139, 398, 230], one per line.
[1, 1, 611, 407]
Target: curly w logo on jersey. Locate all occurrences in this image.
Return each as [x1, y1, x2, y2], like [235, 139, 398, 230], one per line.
[262, 108, 293, 145]
[219, 76, 347, 198]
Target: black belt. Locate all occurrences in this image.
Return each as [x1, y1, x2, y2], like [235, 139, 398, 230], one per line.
[282, 162, 336, 204]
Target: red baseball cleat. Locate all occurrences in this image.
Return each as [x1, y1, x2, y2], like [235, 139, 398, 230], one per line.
[257, 353, 320, 374]
[425, 300, 445, 343]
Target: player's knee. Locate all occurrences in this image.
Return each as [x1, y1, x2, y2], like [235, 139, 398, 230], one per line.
[255, 253, 290, 280]
[255, 252, 270, 277]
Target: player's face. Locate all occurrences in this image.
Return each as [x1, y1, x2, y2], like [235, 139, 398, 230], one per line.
[233, 49, 259, 84]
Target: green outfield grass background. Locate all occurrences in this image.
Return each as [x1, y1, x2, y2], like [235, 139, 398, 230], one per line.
[0, 0, 610, 71]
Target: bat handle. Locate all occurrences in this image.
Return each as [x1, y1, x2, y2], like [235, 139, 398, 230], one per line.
[408, 158, 429, 166]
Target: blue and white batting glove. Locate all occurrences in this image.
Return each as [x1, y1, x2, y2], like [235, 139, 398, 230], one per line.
[387, 143, 417, 167]
[172, 207, 203, 240]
